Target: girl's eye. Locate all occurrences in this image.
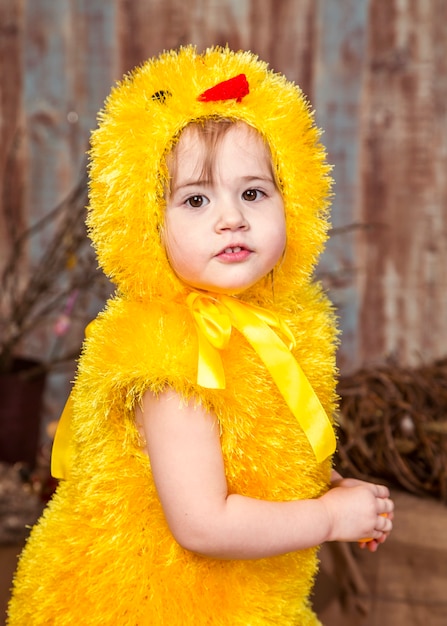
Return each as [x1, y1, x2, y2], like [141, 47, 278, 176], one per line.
[242, 189, 264, 202]
[186, 195, 208, 208]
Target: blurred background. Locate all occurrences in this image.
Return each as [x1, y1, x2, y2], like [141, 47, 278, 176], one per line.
[1, 1, 446, 624]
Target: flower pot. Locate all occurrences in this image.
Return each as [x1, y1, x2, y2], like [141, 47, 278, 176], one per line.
[0, 358, 46, 468]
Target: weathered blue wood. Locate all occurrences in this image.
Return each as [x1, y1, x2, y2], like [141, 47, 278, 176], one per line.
[24, 0, 117, 229]
[22, 0, 117, 426]
[23, 0, 72, 237]
[313, 0, 370, 373]
[71, 0, 119, 148]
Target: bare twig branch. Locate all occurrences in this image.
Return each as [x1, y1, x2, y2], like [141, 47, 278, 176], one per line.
[0, 157, 109, 373]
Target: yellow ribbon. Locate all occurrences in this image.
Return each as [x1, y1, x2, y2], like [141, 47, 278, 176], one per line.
[51, 321, 96, 480]
[51, 395, 75, 480]
[187, 292, 336, 463]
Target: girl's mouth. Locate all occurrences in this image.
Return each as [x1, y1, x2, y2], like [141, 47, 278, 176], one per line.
[217, 246, 252, 262]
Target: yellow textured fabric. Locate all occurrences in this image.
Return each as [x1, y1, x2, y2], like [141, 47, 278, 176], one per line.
[8, 46, 338, 625]
[185, 292, 336, 462]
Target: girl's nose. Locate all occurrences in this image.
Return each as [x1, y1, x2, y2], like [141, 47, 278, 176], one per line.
[215, 204, 249, 231]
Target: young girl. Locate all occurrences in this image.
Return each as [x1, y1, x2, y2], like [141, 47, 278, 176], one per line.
[8, 46, 393, 625]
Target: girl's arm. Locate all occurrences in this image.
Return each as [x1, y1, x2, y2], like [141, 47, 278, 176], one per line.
[136, 388, 393, 560]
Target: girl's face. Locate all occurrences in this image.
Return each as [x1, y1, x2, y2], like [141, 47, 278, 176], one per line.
[164, 123, 286, 295]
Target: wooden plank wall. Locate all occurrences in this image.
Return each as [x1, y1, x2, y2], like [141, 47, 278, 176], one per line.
[313, 0, 370, 371]
[358, 0, 447, 371]
[1, 0, 447, 389]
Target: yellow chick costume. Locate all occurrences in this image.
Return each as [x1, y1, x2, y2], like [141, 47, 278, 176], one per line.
[8, 46, 338, 625]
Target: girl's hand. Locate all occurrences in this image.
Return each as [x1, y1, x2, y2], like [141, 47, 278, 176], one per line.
[321, 477, 394, 545]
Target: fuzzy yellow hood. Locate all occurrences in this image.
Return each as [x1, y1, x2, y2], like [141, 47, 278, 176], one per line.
[88, 45, 332, 303]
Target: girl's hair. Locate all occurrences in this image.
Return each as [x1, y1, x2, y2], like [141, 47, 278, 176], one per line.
[166, 118, 278, 195]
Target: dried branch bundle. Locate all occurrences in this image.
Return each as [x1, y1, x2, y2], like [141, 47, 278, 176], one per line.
[336, 360, 447, 502]
[0, 165, 109, 374]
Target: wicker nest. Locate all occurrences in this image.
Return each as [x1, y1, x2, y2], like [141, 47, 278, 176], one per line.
[335, 359, 447, 502]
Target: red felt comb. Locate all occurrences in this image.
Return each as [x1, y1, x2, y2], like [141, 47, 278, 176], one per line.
[197, 74, 249, 103]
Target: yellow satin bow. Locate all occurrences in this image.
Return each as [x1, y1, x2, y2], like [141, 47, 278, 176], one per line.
[51, 394, 75, 480]
[52, 294, 336, 480]
[187, 292, 336, 463]
[51, 320, 96, 480]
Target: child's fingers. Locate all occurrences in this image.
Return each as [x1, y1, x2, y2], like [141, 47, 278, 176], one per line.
[378, 512, 392, 532]
[357, 490, 394, 546]
[359, 509, 392, 544]
[373, 484, 390, 499]
[379, 497, 394, 515]
[361, 539, 380, 553]
[359, 524, 391, 551]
